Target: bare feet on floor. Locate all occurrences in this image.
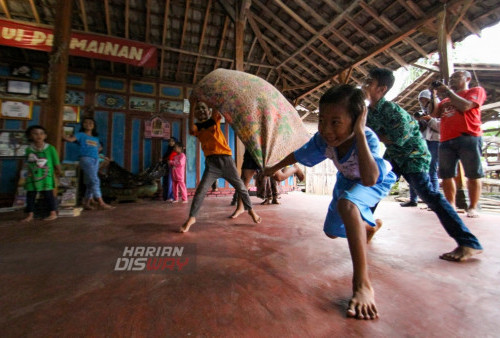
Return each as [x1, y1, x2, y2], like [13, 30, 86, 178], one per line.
[346, 283, 378, 320]
[439, 246, 483, 262]
[230, 208, 245, 219]
[179, 217, 196, 233]
[20, 215, 34, 223]
[43, 214, 57, 221]
[466, 208, 479, 218]
[260, 199, 271, 205]
[248, 209, 262, 224]
[271, 198, 280, 205]
[98, 203, 115, 210]
[366, 219, 382, 243]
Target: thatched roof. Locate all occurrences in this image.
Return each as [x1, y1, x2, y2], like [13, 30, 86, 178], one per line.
[1, 0, 499, 117]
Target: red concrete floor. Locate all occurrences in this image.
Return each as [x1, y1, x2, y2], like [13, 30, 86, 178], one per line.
[0, 192, 499, 337]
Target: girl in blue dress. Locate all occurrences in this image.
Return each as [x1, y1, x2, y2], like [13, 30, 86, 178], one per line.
[63, 117, 113, 210]
[265, 84, 396, 320]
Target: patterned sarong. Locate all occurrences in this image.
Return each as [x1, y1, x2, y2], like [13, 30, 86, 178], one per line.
[191, 69, 310, 168]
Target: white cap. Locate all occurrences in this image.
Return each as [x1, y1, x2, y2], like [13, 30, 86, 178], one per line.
[419, 89, 432, 100]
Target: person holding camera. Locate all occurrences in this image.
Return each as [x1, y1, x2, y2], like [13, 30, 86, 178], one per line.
[362, 68, 482, 262]
[430, 71, 486, 218]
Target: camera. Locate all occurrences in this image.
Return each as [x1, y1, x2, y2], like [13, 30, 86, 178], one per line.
[430, 80, 443, 89]
[414, 111, 426, 118]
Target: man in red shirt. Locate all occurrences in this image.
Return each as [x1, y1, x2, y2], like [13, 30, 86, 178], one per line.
[431, 70, 487, 218]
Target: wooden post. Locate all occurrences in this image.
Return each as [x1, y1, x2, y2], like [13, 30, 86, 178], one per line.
[234, 1, 250, 173]
[44, 0, 73, 153]
[437, 8, 467, 209]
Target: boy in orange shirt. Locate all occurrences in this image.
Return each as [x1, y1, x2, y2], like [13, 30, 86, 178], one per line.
[179, 101, 261, 233]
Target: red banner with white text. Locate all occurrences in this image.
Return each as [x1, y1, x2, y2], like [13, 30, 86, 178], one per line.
[0, 19, 157, 68]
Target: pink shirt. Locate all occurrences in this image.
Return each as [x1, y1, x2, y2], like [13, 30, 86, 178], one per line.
[169, 153, 186, 181]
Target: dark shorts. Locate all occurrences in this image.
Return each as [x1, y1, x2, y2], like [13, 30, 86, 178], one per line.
[439, 135, 484, 179]
[242, 151, 260, 170]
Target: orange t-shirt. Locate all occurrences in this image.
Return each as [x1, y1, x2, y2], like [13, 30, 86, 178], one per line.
[193, 112, 232, 156]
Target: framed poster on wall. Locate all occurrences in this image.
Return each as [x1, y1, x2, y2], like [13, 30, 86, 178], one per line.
[63, 105, 80, 123]
[6, 80, 32, 95]
[0, 99, 33, 119]
[0, 130, 29, 157]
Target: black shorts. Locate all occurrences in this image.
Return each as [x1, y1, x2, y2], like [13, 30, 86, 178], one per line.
[242, 151, 260, 170]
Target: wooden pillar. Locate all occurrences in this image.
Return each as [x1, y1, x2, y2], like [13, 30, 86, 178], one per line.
[234, 1, 250, 173]
[437, 8, 467, 209]
[44, 0, 73, 153]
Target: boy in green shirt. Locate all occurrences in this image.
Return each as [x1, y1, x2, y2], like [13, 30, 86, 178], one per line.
[22, 125, 61, 222]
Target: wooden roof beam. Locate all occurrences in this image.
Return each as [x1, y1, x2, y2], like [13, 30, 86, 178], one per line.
[159, 0, 171, 79]
[125, 0, 130, 74]
[142, 0, 152, 76]
[217, 0, 235, 22]
[175, 0, 191, 82]
[104, 0, 114, 73]
[247, 14, 285, 84]
[193, 0, 212, 83]
[251, 0, 343, 71]
[0, 0, 10, 19]
[359, 1, 427, 59]
[250, 14, 330, 76]
[213, 16, 229, 70]
[161, 44, 273, 69]
[460, 18, 481, 37]
[277, 0, 361, 68]
[297, 0, 468, 101]
[28, 0, 40, 23]
[261, 35, 320, 82]
[145, 0, 151, 42]
[244, 37, 258, 71]
[343, 16, 408, 68]
[448, 0, 474, 34]
[77, 0, 94, 70]
[234, 0, 251, 71]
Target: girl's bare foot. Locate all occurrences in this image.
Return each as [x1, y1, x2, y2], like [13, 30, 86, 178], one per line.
[260, 199, 271, 205]
[83, 203, 95, 210]
[21, 214, 34, 223]
[271, 198, 280, 205]
[248, 209, 262, 223]
[43, 212, 57, 221]
[98, 203, 115, 210]
[230, 208, 245, 219]
[366, 219, 382, 243]
[347, 283, 378, 320]
[179, 217, 196, 233]
[439, 246, 483, 262]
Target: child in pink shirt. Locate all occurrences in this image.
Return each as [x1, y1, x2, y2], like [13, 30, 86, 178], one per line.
[169, 143, 188, 203]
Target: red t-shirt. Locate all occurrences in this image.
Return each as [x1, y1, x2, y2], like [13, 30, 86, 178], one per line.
[438, 87, 486, 142]
[168, 151, 178, 161]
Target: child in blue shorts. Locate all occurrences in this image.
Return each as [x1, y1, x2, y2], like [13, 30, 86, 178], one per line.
[265, 84, 396, 320]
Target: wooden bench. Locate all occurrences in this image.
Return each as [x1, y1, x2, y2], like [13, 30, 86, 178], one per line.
[483, 141, 500, 179]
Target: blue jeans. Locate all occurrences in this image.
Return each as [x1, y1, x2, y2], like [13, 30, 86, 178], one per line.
[404, 172, 482, 250]
[409, 140, 440, 203]
[80, 156, 102, 199]
[162, 171, 174, 201]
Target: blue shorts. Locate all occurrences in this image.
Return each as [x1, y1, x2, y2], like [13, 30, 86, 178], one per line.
[323, 172, 396, 238]
[439, 135, 484, 179]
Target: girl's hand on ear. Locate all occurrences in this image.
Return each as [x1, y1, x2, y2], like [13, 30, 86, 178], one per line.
[354, 105, 367, 135]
